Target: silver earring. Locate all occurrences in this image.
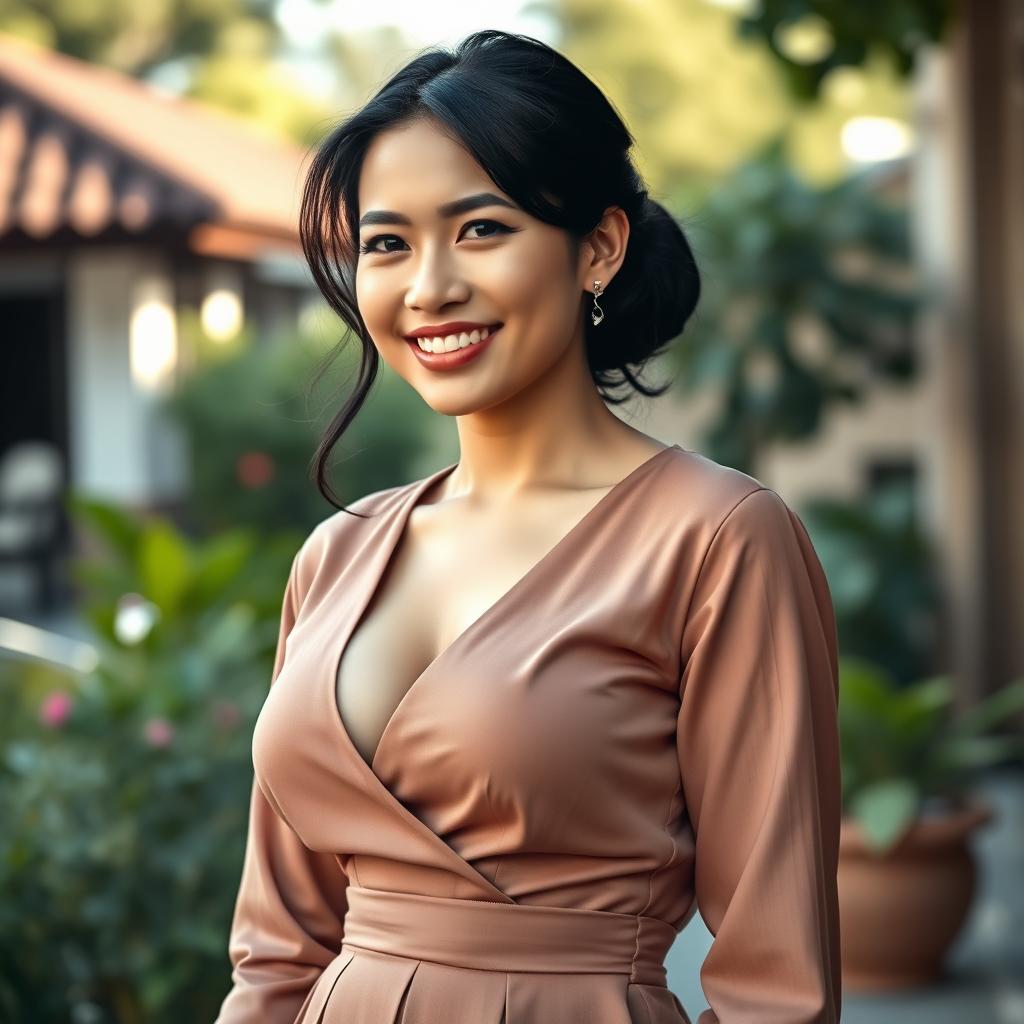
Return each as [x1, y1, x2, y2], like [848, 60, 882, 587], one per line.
[591, 279, 605, 326]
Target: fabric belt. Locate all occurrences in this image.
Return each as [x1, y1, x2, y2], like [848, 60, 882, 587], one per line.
[340, 885, 676, 986]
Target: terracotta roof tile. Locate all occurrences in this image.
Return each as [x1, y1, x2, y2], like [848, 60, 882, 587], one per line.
[0, 33, 313, 248]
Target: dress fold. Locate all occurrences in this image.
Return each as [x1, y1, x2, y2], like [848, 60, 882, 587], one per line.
[316, 948, 418, 1024]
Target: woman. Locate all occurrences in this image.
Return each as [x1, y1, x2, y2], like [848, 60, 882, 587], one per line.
[215, 29, 841, 1024]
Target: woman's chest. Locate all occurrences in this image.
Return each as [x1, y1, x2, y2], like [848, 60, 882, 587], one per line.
[257, 537, 690, 873]
[253, 464, 697, 852]
[331, 503, 548, 774]
[334, 490, 642, 774]
[265, 523, 683, 790]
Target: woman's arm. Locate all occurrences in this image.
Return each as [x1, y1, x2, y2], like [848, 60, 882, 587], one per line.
[214, 551, 349, 1023]
[676, 487, 842, 1024]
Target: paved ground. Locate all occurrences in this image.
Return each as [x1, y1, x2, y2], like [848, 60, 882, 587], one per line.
[668, 767, 1024, 1023]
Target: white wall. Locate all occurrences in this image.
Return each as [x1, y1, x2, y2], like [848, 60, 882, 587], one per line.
[66, 248, 189, 506]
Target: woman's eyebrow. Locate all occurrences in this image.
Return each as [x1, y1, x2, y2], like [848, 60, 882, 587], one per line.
[358, 192, 518, 228]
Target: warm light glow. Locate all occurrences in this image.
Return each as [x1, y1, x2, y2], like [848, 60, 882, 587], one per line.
[201, 265, 245, 341]
[701, 0, 758, 12]
[774, 15, 834, 64]
[201, 288, 244, 341]
[130, 276, 177, 392]
[823, 66, 868, 107]
[841, 116, 914, 163]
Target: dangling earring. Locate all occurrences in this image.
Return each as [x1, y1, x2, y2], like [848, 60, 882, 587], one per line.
[591, 279, 605, 326]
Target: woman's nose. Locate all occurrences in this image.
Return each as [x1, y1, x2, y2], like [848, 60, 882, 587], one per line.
[404, 247, 470, 311]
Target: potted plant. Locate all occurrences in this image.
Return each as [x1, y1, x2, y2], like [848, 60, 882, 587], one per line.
[837, 657, 1024, 990]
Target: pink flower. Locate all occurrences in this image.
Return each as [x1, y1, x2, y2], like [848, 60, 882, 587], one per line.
[212, 700, 241, 731]
[236, 451, 275, 489]
[40, 690, 73, 728]
[143, 717, 175, 748]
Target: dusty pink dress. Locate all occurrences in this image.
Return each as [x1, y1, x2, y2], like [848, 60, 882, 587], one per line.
[214, 444, 842, 1024]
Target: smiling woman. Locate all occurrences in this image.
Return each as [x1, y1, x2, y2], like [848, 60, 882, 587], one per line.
[214, 27, 842, 1024]
[296, 29, 701, 513]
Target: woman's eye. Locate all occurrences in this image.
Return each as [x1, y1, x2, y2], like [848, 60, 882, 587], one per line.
[358, 219, 513, 255]
[358, 234, 405, 255]
[461, 219, 512, 240]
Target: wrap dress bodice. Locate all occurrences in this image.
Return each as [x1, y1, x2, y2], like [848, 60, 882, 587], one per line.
[214, 444, 842, 1024]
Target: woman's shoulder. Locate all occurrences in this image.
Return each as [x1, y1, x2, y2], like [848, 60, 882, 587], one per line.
[288, 474, 422, 599]
[657, 445, 786, 530]
[649, 446, 825, 588]
[662, 448, 826, 593]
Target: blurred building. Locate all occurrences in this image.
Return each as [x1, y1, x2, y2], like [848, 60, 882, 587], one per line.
[0, 34, 317, 516]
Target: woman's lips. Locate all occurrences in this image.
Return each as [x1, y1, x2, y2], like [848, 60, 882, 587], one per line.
[406, 324, 502, 371]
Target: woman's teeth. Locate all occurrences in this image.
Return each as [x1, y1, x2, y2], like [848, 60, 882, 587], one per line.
[414, 325, 496, 353]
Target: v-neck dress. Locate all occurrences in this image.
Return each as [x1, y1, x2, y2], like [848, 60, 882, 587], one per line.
[214, 444, 842, 1024]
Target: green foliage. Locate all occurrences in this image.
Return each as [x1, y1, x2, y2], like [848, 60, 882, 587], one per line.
[737, 0, 952, 100]
[0, 500, 298, 1022]
[838, 658, 1024, 853]
[64, 489, 301, 638]
[676, 135, 926, 474]
[799, 478, 943, 685]
[554, 0, 792, 194]
[0, 0, 281, 78]
[163, 320, 332, 535]
[183, 35, 338, 147]
[163, 318, 439, 535]
[553, 0, 912, 189]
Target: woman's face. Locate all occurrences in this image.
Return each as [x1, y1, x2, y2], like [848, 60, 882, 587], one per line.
[354, 116, 598, 417]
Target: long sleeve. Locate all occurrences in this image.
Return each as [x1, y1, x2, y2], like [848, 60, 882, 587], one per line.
[215, 551, 350, 1024]
[676, 487, 842, 1024]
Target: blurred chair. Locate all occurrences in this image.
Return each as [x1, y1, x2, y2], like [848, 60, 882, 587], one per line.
[0, 441, 67, 613]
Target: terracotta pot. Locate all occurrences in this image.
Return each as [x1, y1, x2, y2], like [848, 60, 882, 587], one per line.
[837, 798, 994, 991]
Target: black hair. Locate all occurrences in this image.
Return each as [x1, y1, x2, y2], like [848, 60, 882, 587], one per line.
[299, 29, 701, 512]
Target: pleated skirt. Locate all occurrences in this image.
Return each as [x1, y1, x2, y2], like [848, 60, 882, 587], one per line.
[294, 886, 692, 1024]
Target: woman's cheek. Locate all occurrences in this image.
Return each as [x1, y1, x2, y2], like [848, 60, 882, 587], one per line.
[354, 275, 395, 352]
[354, 268, 383, 327]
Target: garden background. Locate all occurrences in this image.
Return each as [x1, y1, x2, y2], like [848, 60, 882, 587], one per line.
[0, 2, 1022, 1022]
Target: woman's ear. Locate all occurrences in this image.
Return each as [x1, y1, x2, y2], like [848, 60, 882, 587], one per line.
[578, 206, 630, 291]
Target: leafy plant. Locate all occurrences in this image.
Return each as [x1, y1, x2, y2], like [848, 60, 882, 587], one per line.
[0, 497, 300, 1023]
[163, 317, 337, 536]
[164, 316, 441, 536]
[799, 478, 943, 685]
[676, 135, 926, 475]
[737, 1, 952, 100]
[838, 657, 1024, 853]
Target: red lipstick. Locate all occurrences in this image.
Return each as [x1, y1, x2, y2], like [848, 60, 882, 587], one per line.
[405, 320, 499, 338]
[405, 322, 503, 371]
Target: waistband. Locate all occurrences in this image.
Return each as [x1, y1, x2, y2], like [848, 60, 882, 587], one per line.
[340, 885, 676, 986]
